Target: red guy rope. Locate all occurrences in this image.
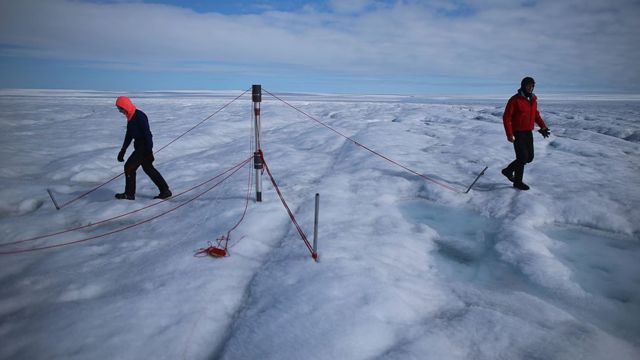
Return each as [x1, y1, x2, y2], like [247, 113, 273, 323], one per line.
[0, 156, 253, 255]
[259, 150, 316, 258]
[1, 156, 253, 248]
[263, 89, 462, 193]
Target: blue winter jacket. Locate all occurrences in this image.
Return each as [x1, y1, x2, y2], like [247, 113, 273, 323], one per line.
[122, 109, 154, 154]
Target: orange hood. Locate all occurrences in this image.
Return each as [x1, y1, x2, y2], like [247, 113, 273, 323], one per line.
[115, 96, 137, 121]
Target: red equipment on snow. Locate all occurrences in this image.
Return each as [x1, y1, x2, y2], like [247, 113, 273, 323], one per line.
[194, 238, 229, 258]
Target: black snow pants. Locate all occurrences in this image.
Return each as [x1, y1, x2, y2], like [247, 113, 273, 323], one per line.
[124, 151, 169, 197]
[505, 131, 534, 183]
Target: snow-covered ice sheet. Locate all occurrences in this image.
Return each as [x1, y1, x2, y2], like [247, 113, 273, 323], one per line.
[0, 90, 639, 359]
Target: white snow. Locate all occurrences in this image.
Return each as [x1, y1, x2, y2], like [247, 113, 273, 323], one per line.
[0, 89, 639, 359]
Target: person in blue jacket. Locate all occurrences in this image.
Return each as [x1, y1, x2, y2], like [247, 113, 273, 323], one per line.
[115, 96, 171, 200]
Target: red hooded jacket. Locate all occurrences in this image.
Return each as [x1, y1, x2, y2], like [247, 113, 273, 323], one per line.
[115, 96, 154, 154]
[503, 91, 547, 140]
[116, 96, 137, 121]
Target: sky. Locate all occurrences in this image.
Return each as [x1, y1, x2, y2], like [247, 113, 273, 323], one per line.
[0, 0, 639, 94]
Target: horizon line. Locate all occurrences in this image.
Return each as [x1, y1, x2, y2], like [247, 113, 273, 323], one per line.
[2, 87, 640, 101]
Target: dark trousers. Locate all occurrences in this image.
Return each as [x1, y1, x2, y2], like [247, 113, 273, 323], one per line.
[124, 151, 169, 196]
[505, 131, 534, 183]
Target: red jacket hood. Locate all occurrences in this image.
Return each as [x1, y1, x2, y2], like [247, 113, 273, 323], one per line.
[116, 96, 136, 121]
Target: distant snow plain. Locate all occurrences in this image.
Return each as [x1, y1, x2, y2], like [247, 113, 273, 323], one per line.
[0, 89, 638, 359]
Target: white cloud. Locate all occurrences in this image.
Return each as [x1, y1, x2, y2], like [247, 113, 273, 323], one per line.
[0, 0, 638, 91]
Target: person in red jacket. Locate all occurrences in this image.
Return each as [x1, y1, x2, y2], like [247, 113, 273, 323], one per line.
[115, 96, 171, 200]
[501, 77, 550, 190]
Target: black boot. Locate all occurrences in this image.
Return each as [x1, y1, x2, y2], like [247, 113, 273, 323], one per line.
[501, 168, 514, 183]
[513, 182, 530, 191]
[115, 193, 135, 200]
[154, 189, 172, 199]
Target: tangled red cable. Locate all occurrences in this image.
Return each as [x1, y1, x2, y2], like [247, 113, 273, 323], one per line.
[194, 153, 254, 258]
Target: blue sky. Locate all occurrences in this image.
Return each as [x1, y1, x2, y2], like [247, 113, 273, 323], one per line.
[1, 0, 639, 94]
[146, 0, 339, 14]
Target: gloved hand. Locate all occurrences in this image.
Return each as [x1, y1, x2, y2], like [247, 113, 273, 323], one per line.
[117, 148, 126, 162]
[538, 128, 550, 138]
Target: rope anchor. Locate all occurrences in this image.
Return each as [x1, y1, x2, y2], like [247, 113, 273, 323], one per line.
[464, 166, 488, 193]
[46, 188, 61, 210]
